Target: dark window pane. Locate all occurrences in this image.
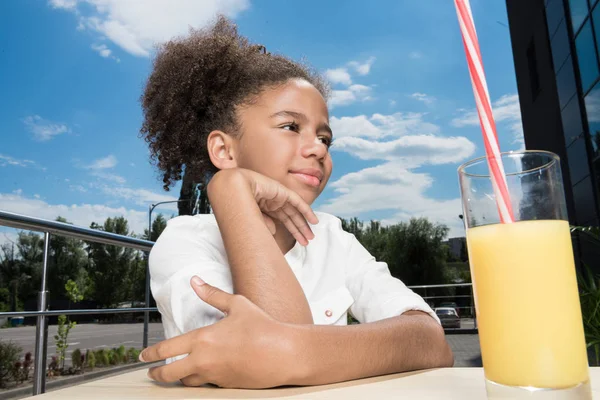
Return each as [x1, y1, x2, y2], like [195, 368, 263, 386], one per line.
[575, 20, 600, 92]
[573, 176, 597, 224]
[567, 137, 590, 184]
[585, 81, 600, 157]
[562, 95, 584, 146]
[552, 19, 571, 72]
[557, 56, 578, 109]
[594, 157, 600, 214]
[570, 0, 589, 33]
[592, 4, 600, 76]
[547, 0, 566, 38]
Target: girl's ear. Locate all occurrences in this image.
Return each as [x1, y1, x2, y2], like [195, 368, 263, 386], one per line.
[207, 130, 238, 170]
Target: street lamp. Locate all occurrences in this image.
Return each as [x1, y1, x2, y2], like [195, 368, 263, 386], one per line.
[143, 198, 193, 349]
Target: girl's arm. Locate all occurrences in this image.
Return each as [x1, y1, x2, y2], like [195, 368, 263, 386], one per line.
[142, 280, 454, 388]
[207, 168, 314, 324]
[290, 311, 454, 385]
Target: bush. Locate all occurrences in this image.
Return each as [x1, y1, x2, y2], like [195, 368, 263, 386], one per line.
[0, 340, 22, 388]
[86, 350, 95, 370]
[117, 345, 127, 364]
[12, 352, 33, 383]
[95, 349, 109, 367]
[107, 349, 118, 365]
[71, 349, 83, 371]
[127, 347, 140, 363]
[47, 356, 59, 377]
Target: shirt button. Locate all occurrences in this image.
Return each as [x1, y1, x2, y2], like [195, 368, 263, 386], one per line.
[325, 309, 333, 317]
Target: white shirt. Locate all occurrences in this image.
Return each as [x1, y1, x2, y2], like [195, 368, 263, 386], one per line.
[149, 212, 439, 342]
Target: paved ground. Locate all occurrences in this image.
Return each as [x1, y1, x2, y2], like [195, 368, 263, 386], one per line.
[1, 322, 481, 367]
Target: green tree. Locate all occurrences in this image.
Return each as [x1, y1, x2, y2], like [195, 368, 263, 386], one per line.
[340, 216, 451, 287]
[47, 217, 88, 301]
[87, 217, 137, 308]
[144, 214, 168, 242]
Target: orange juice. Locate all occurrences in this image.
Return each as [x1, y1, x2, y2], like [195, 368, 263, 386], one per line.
[466, 220, 589, 389]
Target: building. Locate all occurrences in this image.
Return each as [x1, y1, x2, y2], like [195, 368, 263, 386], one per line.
[444, 237, 467, 261]
[506, 0, 600, 269]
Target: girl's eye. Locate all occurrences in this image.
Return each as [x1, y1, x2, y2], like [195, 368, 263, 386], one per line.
[319, 136, 334, 148]
[281, 122, 300, 132]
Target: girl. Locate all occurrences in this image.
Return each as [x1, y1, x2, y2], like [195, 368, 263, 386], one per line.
[139, 16, 453, 389]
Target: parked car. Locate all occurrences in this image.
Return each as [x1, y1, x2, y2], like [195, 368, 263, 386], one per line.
[435, 307, 461, 329]
[439, 302, 460, 316]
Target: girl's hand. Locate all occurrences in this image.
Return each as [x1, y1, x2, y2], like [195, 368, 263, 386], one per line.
[210, 168, 319, 246]
[141, 277, 300, 389]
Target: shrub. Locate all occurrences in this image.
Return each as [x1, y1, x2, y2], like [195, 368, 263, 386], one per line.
[86, 350, 95, 370]
[71, 349, 83, 371]
[0, 340, 22, 388]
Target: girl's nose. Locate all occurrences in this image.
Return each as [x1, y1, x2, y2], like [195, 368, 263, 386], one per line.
[300, 135, 328, 160]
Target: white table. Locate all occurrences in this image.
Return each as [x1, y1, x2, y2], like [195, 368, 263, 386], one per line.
[24, 367, 600, 399]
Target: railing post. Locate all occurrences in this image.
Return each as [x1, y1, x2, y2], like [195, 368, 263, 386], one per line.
[143, 205, 152, 349]
[33, 232, 50, 396]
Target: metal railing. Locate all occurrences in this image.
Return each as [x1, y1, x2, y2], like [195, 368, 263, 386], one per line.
[0, 210, 156, 396]
[407, 283, 478, 331]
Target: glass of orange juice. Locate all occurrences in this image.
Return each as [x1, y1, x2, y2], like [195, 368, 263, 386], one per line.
[458, 150, 590, 399]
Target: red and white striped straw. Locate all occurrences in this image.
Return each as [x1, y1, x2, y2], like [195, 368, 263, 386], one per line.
[454, 0, 514, 224]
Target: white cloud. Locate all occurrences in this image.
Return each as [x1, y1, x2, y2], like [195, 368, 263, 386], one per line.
[389, 100, 397, 107]
[86, 155, 117, 170]
[70, 185, 88, 193]
[329, 85, 373, 109]
[318, 163, 465, 237]
[409, 51, 423, 60]
[0, 154, 36, 168]
[451, 94, 524, 149]
[91, 171, 126, 184]
[91, 43, 120, 62]
[0, 192, 150, 236]
[319, 108, 476, 237]
[100, 186, 177, 207]
[325, 68, 352, 86]
[410, 92, 436, 106]
[49, 0, 250, 58]
[23, 115, 70, 141]
[331, 112, 440, 139]
[348, 57, 375, 76]
[333, 135, 476, 166]
[49, 0, 77, 9]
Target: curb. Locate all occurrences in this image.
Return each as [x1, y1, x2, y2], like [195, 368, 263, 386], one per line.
[0, 361, 160, 400]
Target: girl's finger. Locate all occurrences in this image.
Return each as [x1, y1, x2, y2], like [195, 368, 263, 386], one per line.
[190, 277, 234, 314]
[272, 208, 308, 246]
[180, 374, 209, 387]
[282, 204, 314, 241]
[140, 330, 195, 362]
[147, 356, 197, 383]
[288, 192, 319, 225]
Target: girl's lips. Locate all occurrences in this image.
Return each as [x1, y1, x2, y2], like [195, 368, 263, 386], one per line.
[290, 172, 321, 187]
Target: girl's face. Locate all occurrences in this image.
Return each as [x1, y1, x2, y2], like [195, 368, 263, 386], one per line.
[232, 79, 333, 205]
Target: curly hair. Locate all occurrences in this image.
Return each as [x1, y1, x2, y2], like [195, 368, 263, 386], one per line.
[140, 16, 329, 190]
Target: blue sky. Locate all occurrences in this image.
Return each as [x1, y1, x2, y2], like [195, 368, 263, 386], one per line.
[0, 0, 522, 241]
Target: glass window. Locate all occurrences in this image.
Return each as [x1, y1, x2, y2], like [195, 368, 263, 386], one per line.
[562, 95, 584, 146]
[551, 19, 571, 71]
[548, 0, 566, 38]
[557, 56, 578, 109]
[570, 0, 589, 33]
[592, 3, 600, 63]
[575, 20, 600, 92]
[585, 81, 600, 157]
